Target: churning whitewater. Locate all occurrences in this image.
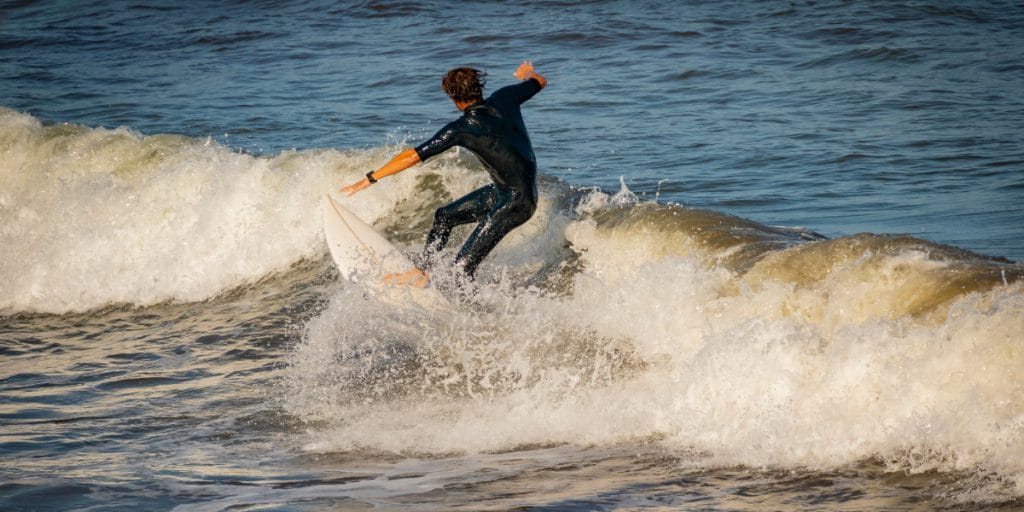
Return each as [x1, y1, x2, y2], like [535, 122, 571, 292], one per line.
[3, 106, 1023, 507]
[287, 189, 1024, 504]
[2, 2, 1023, 507]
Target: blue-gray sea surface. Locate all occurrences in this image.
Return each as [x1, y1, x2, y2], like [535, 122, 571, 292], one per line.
[2, 1, 1023, 510]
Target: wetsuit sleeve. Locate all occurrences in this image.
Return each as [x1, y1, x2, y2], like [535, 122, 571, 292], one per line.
[492, 78, 543, 106]
[414, 120, 462, 161]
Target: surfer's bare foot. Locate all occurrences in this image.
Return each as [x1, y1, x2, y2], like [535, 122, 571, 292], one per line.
[383, 268, 429, 288]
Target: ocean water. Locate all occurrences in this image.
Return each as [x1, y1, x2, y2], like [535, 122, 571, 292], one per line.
[1, 1, 1023, 510]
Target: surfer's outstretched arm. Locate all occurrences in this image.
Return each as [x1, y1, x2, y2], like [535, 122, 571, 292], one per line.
[340, 148, 421, 195]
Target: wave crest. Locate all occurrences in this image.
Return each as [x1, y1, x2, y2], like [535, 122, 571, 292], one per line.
[0, 109, 409, 313]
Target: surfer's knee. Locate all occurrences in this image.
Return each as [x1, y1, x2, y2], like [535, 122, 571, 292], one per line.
[433, 205, 454, 227]
[495, 200, 535, 232]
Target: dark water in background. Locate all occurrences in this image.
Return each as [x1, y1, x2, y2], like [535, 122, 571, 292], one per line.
[3, 0, 1022, 259]
[2, 1, 1024, 510]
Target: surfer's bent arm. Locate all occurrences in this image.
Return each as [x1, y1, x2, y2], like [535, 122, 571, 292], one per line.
[341, 117, 460, 196]
[340, 148, 421, 195]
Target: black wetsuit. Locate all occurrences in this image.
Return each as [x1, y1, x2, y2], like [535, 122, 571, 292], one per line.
[414, 77, 543, 277]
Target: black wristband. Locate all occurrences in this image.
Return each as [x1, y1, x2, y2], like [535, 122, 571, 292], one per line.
[366, 171, 378, 184]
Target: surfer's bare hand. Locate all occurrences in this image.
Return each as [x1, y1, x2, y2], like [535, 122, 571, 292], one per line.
[514, 60, 547, 88]
[514, 60, 534, 80]
[340, 178, 370, 196]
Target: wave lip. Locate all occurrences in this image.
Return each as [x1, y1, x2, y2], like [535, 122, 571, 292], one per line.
[287, 185, 1024, 504]
[0, 109, 363, 314]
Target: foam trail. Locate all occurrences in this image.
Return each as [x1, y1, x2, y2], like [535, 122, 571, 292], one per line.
[287, 188, 1024, 504]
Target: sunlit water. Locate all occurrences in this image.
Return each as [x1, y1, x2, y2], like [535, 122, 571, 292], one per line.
[2, 1, 1023, 510]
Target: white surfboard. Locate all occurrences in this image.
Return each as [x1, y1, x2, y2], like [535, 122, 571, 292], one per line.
[322, 194, 446, 306]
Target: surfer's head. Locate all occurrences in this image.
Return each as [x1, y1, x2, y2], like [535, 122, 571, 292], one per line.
[442, 67, 486, 107]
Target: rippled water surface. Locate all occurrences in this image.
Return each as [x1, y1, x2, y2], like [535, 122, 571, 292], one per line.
[4, 0, 1022, 259]
[2, 1, 1023, 510]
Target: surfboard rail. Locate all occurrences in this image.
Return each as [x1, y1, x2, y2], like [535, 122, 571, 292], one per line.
[321, 194, 447, 306]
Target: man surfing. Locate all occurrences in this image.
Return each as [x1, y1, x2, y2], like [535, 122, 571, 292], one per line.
[341, 61, 547, 288]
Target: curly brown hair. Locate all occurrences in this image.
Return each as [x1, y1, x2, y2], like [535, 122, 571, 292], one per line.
[441, 67, 487, 103]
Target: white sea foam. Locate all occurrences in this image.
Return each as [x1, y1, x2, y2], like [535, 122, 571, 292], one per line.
[6, 109, 1022, 502]
[0, 109, 473, 313]
[288, 187, 1024, 503]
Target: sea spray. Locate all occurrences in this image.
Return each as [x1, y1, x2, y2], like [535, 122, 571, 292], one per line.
[288, 188, 1024, 503]
[0, 109, 479, 313]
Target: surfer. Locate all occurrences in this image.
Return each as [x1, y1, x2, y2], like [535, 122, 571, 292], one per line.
[341, 61, 547, 286]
